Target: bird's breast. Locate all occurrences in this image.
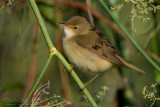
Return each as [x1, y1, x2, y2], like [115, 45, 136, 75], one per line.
[63, 37, 113, 73]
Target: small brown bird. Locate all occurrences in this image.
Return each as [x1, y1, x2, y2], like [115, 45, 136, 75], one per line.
[60, 16, 145, 74]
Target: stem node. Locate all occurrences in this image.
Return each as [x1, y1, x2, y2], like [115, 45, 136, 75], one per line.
[49, 48, 57, 56]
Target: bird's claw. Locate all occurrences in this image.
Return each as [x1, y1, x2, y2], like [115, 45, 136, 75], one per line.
[69, 64, 74, 73]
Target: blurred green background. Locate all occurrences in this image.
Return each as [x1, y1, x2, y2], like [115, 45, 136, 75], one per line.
[0, 0, 160, 107]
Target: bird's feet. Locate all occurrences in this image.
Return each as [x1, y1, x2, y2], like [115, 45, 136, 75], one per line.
[81, 73, 101, 91]
[69, 64, 74, 73]
[64, 64, 74, 73]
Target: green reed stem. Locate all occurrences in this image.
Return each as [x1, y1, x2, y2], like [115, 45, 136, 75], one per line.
[21, 54, 53, 106]
[23, 0, 98, 107]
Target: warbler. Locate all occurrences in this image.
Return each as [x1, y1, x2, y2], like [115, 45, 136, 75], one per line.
[59, 16, 145, 74]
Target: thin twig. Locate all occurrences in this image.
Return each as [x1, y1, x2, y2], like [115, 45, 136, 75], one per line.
[137, 22, 154, 37]
[150, 100, 156, 107]
[144, 24, 160, 48]
[21, 54, 53, 106]
[86, 0, 94, 27]
[143, 49, 160, 63]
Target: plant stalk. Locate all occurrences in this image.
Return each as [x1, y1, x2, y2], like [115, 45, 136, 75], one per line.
[25, 0, 98, 106]
[21, 54, 53, 106]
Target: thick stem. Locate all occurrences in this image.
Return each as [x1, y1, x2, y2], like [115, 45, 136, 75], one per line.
[24, 0, 98, 106]
[28, 0, 54, 50]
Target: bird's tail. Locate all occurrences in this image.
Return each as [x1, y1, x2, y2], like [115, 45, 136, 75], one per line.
[115, 54, 145, 74]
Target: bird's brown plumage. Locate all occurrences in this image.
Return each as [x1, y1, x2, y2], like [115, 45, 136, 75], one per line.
[62, 16, 145, 74]
[74, 27, 145, 73]
[74, 27, 124, 66]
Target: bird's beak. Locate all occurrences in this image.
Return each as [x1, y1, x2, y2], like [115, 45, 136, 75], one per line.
[58, 22, 65, 26]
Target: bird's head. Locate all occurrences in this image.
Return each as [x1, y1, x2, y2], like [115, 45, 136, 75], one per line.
[59, 16, 91, 38]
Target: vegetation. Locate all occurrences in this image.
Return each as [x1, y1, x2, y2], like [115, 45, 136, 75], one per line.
[0, 0, 160, 106]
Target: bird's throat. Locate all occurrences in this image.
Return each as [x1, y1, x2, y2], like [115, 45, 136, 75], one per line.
[64, 27, 75, 38]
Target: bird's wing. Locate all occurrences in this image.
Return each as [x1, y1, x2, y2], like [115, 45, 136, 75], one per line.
[74, 28, 125, 66]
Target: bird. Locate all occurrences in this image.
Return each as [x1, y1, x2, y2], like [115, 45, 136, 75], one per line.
[59, 16, 145, 75]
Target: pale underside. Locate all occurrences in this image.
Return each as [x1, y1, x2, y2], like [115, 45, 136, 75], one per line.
[63, 37, 113, 73]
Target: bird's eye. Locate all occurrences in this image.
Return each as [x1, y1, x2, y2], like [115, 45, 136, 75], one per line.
[73, 26, 78, 30]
